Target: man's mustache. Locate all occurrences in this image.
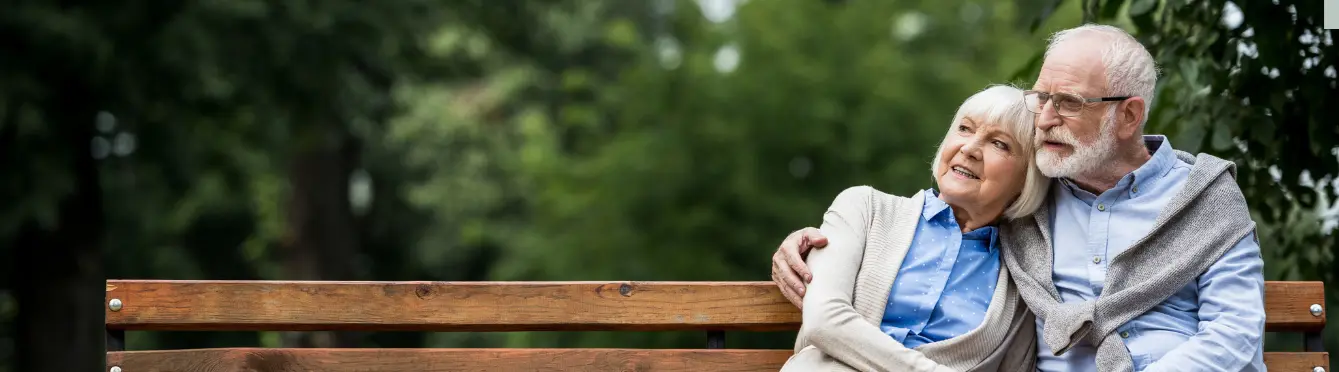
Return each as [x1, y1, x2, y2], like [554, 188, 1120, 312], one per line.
[1036, 128, 1076, 147]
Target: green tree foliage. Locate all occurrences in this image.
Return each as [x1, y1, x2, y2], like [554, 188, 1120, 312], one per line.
[1, 0, 451, 368]
[387, 0, 1057, 348]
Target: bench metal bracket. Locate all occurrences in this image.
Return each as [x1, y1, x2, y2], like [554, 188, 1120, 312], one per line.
[106, 329, 125, 352]
[706, 330, 725, 349]
[1304, 331, 1324, 352]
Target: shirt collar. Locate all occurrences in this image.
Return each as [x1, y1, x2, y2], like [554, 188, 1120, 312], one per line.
[921, 189, 999, 250]
[962, 225, 998, 246]
[922, 189, 951, 221]
[1126, 135, 1176, 193]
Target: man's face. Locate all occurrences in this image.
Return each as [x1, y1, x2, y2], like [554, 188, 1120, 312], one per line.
[1031, 39, 1118, 178]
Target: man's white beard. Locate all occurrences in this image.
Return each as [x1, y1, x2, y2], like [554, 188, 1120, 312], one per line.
[1035, 114, 1118, 179]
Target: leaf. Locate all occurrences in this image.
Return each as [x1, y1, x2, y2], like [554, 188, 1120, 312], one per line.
[1130, 7, 1157, 34]
[1178, 59, 1199, 86]
[1128, 0, 1156, 16]
[1027, 0, 1065, 32]
[1211, 120, 1234, 151]
[1100, 0, 1128, 20]
[1175, 115, 1206, 153]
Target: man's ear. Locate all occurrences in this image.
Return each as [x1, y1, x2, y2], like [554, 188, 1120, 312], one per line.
[1116, 96, 1146, 139]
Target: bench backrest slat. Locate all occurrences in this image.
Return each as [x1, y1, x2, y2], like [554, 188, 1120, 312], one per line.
[1263, 281, 1327, 331]
[105, 280, 1324, 332]
[105, 280, 800, 332]
[103, 279, 1329, 371]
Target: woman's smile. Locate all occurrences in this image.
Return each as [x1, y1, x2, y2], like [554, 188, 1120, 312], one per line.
[949, 165, 980, 180]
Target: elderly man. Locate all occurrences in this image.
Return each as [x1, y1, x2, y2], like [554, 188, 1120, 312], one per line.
[771, 24, 1265, 372]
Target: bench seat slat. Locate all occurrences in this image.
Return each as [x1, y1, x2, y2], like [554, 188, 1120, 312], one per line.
[1263, 352, 1331, 371]
[106, 348, 794, 372]
[105, 349, 1327, 371]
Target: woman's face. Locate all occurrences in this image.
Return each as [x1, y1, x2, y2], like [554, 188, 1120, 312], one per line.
[935, 115, 1029, 218]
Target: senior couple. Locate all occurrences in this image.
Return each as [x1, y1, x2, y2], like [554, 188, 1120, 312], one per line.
[772, 24, 1265, 372]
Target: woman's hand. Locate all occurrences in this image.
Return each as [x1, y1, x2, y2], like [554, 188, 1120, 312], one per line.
[771, 227, 829, 309]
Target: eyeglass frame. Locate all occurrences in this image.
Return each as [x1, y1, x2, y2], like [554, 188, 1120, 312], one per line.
[1022, 90, 1132, 117]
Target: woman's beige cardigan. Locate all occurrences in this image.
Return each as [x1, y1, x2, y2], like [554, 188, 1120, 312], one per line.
[781, 186, 1037, 372]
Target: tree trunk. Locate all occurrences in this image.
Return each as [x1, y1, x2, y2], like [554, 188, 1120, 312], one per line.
[280, 123, 363, 348]
[13, 100, 105, 372]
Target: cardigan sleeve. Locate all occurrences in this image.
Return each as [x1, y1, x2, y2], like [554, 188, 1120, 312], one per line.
[791, 186, 958, 372]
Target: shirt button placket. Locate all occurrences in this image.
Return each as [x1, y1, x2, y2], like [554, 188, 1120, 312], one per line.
[1086, 196, 1113, 293]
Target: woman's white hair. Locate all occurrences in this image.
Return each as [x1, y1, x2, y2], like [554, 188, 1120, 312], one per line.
[930, 84, 1050, 220]
[1046, 24, 1160, 127]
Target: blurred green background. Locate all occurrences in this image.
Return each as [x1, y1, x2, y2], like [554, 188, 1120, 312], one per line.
[1, 0, 1335, 370]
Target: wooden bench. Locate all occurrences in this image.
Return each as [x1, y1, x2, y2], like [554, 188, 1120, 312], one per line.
[105, 280, 1328, 371]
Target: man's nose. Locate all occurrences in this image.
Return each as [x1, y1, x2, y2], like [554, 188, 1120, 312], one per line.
[1035, 101, 1062, 131]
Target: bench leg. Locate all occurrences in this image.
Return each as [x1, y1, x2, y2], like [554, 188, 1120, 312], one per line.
[106, 329, 125, 352]
[1304, 331, 1325, 352]
[707, 330, 725, 349]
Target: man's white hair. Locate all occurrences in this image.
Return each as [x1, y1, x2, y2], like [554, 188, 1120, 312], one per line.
[1045, 24, 1159, 127]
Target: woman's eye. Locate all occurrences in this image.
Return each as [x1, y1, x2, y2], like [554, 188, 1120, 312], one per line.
[993, 140, 1010, 150]
[957, 125, 971, 132]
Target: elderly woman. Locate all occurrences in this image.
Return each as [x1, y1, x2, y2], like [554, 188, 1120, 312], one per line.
[780, 85, 1049, 372]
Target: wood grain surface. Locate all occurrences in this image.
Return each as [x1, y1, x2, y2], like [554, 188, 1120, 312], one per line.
[1264, 281, 1327, 332]
[105, 280, 1324, 332]
[105, 280, 800, 332]
[105, 349, 1327, 371]
[1262, 352, 1330, 371]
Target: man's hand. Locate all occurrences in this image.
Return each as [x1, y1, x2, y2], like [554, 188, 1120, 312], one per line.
[771, 227, 829, 309]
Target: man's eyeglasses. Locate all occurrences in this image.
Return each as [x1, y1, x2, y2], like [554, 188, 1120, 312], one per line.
[1023, 90, 1131, 117]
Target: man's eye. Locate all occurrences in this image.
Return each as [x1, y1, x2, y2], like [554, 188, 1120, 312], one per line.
[1058, 97, 1083, 108]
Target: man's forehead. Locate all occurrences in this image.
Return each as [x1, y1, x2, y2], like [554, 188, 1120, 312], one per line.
[1034, 41, 1108, 94]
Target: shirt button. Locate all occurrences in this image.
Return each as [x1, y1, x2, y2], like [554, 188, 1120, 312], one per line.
[1097, 204, 1106, 211]
[1120, 331, 1130, 338]
[1092, 256, 1102, 264]
[1132, 185, 1139, 193]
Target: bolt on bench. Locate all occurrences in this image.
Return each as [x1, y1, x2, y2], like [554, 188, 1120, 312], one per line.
[106, 280, 1327, 371]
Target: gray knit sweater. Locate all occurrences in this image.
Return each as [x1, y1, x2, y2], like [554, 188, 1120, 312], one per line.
[783, 187, 1037, 372]
[999, 151, 1257, 372]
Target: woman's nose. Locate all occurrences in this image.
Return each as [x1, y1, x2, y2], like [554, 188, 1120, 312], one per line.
[960, 139, 983, 159]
